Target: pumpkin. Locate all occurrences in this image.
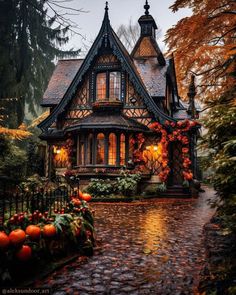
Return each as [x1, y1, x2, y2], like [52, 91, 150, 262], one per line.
[16, 245, 32, 261]
[43, 224, 57, 238]
[9, 229, 26, 246]
[81, 193, 92, 202]
[26, 225, 41, 240]
[78, 190, 84, 199]
[72, 198, 81, 207]
[0, 232, 10, 249]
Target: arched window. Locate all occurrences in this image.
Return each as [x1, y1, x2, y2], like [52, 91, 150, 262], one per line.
[120, 134, 126, 166]
[108, 133, 117, 165]
[87, 133, 93, 164]
[96, 133, 105, 164]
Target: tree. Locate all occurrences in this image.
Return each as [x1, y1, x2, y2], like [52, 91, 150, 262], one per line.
[166, 1, 236, 293]
[117, 19, 161, 53]
[165, 0, 235, 101]
[165, 0, 236, 215]
[117, 19, 141, 53]
[0, 0, 81, 120]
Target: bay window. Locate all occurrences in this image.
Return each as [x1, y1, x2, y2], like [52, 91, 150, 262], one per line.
[77, 132, 129, 167]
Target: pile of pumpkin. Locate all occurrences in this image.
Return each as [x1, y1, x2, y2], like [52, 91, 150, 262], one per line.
[0, 223, 57, 261]
[0, 190, 94, 263]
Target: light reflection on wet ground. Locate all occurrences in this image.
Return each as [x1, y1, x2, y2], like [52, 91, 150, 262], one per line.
[35, 186, 216, 295]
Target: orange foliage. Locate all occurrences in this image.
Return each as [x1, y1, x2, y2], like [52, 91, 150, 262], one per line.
[0, 127, 31, 140]
[165, 0, 235, 103]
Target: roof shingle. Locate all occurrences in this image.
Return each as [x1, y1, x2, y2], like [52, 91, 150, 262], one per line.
[42, 59, 83, 106]
[134, 58, 168, 97]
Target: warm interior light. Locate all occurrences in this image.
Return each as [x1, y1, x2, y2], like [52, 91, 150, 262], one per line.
[53, 146, 69, 168]
[143, 143, 163, 174]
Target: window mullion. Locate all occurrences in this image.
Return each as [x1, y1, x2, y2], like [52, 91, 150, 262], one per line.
[105, 132, 109, 165]
[106, 71, 109, 99]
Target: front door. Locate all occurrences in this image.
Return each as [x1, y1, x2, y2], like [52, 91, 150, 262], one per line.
[169, 141, 183, 186]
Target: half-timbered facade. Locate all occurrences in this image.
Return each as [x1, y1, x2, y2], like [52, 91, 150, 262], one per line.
[38, 2, 200, 190]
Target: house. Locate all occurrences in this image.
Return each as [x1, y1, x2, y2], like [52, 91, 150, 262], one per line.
[38, 1, 200, 192]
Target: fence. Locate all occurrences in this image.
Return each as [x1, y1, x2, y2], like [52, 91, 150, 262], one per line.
[0, 180, 77, 229]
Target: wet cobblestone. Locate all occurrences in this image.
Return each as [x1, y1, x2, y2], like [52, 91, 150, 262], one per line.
[35, 186, 216, 294]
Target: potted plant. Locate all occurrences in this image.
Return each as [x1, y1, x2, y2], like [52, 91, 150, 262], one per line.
[156, 182, 167, 193]
[182, 180, 190, 193]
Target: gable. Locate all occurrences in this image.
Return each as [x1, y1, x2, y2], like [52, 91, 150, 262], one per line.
[38, 7, 176, 132]
[133, 37, 157, 58]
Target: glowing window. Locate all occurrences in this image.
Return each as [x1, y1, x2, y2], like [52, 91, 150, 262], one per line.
[96, 133, 105, 164]
[96, 71, 121, 100]
[120, 134, 126, 166]
[108, 133, 117, 165]
[87, 133, 93, 164]
[96, 73, 106, 100]
[53, 146, 68, 168]
[110, 72, 121, 99]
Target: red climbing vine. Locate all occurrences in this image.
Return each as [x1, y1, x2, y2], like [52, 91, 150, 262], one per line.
[149, 119, 200, 184]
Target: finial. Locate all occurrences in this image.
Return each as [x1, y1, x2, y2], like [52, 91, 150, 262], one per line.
[144, 0, 150, 15]
[188, 74, 196, 97]
[105, 1, 108, 12]
[187, 74, 197, 118]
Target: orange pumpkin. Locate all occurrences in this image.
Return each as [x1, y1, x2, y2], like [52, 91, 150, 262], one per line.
[9, 229, 26, 246]
[16, 245, 32, 261]
[81, 193, 92, 202]
[26, 225, 41, 240]
[0, 232, 10, 249]
[43, 224, 57, 238]
[72, 198, 81, 207]
[78, 190, 84, 199]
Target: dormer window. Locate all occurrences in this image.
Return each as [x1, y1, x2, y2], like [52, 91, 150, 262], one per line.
[96, 71, 121, 100]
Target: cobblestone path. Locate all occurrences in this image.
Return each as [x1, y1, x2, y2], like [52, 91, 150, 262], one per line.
[35, 186, 216, 295]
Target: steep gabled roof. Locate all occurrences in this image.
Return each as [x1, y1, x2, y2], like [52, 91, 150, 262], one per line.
[38, 5, 176, 132]
[42, 59, 83, 106]
[134, 58, 168, 97]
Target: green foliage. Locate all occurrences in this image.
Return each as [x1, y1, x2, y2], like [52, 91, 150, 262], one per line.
[156, 182, 167, 192]
[26, 141, 45, 176]
[201, 91, 236, 232]
[182, 180, 190, 188]
[116, 171, 141, 196]
[86, 172, 142, 198]
[86, 178, 115, 197]
[0, 0, 80, 119]
[0, 135, 27, 183]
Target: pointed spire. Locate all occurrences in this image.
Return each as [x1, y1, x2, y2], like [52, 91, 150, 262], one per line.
[103, 1, 109, 23]
[105, 1, 108, 12]
[144, 0, 150, 15]
[187, 75, 197, 119]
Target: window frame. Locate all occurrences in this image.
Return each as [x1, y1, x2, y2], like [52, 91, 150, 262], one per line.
[77, 132, 129, 167]
[95, 70, 122, 101]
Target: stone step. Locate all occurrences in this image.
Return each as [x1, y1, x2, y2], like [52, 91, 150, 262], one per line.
[159, 187, 191, 198]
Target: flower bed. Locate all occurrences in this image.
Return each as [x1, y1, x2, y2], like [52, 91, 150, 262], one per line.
[0, 191, 94, 286]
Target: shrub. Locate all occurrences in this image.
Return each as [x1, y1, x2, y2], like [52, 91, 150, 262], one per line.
[116, 171, 141, 196]
[156, 182, 167, 192]
[86, 178, 115, 197]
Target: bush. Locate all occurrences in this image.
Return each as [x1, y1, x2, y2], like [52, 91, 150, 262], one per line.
[0, 136, 27, 183]
[156, 182, 167, 192]
[116, 171, 141, 196]
[86, 178, 115, 197]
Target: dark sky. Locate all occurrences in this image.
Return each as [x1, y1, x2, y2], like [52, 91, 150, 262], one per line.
[57, 0, 191, 54]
